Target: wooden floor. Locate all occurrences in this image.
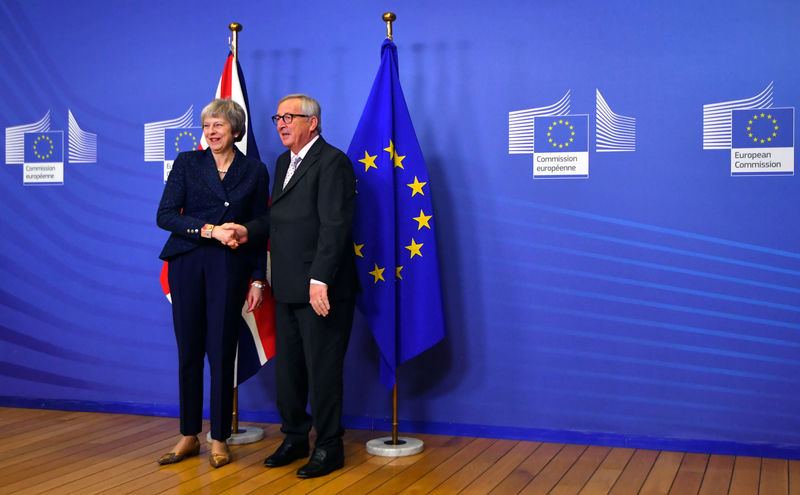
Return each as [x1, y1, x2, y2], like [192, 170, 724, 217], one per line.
[1, 407, 798, 494]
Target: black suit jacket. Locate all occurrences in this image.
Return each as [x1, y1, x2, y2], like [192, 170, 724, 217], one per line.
[157, 148, 269, 281]
[246, 137, 359, 303]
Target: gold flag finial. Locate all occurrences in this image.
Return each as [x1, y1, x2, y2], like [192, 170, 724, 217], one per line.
[229, 22, 242, 60]
[382, 12, 396, 40]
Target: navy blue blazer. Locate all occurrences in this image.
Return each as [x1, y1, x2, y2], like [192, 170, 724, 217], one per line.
[157, 148, 269, 281]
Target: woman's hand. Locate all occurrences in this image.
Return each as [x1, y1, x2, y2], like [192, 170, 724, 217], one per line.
[218, 223, 248, 246]
[212, 225, 239, 249]
[246, 282, 264, 312]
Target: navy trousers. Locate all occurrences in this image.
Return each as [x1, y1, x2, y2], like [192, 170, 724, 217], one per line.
[168, 245, 250, 440]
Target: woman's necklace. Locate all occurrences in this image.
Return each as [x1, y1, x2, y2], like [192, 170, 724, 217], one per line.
[217, 154, 234, 177]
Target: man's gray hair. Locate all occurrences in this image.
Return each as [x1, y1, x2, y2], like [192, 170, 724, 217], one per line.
[200, 98, 247, 142]
[279, 94, 322, 134]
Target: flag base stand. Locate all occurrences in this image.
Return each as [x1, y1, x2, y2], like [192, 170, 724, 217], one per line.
[366, 437, 424, 457]
[205, 388, 264, 445]
[207, 426, 264, 445]
[366, 382, 424, 457]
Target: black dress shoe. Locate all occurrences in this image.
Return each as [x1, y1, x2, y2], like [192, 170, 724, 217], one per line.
[296, 448, 344, 478]
[264, 440, 309, 467]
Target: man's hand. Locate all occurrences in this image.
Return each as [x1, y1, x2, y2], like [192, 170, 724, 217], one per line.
[217, 223, 249, 248]
[309, 284, 330, 317]
[212, 225, 239, 248]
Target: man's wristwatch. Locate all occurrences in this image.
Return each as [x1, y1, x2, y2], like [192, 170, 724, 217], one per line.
[201, 224, 215, 239]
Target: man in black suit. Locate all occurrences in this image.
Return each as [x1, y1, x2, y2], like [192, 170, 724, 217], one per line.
[221, 94, 358, 478]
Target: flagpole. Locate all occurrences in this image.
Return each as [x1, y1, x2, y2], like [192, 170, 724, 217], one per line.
[203, 20, 265, 448]
[229, 22, 241, 60]
[230, 19, 243, 439]
[392, 382, 398, 444]
[365, 13, 424, 457]
[383, 12, 395, 40]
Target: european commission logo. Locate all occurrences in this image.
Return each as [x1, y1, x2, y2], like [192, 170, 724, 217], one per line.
[509, 89, 636, 179]
[25, 132, 63, 161]
[730, 108, 794, 176]
[4, 110, 97, 185]
[702, 82, 794, 176]
[164, 128, 200, 160]
[143, 106, 200, 181]
[533, 115, 589, 178]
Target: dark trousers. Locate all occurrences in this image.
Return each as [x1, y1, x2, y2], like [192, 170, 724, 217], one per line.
[168, 245, 250, 441]
[275, 297, 354, 452]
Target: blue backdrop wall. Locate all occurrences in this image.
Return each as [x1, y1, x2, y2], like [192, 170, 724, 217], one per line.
[1, 0, 799, 458]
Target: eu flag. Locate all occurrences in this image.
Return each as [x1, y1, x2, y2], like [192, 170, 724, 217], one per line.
[347, 39, 446, 390]
[533, 115, 589, 152]
[164, 128, 201, 160]
[24, 132, 63, 163]
[732, 108, 794, 148]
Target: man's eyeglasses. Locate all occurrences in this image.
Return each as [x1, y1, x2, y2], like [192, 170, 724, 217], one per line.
[271, 113, 310, 125]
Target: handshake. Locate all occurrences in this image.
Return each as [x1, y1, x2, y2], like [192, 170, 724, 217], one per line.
[210, 223, 249, 249]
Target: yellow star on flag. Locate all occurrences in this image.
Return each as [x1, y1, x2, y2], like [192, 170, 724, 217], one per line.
[353, 242, 364, 258]
[369, 263, 385, 283]
[407, 176, 426, 197]
[413, 209, 432, 230]
[358, 150, 377, 172]
[405, 238, 423, 259]
[396, 266, 403, 280]
[384, 140, 395, 158]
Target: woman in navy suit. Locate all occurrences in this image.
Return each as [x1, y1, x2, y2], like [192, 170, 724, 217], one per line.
[156, 99, 269, 468]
